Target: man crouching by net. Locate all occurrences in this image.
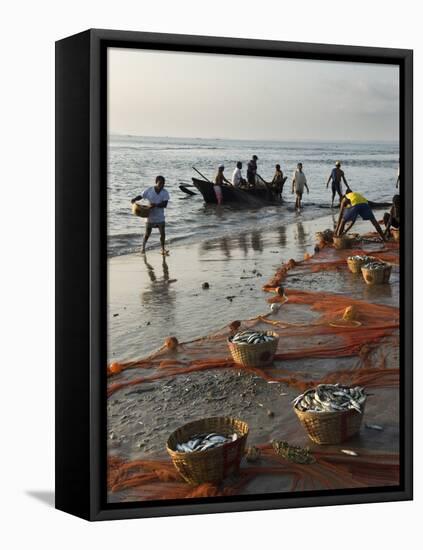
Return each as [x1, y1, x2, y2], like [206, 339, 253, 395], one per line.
[335, 189, 386, 241]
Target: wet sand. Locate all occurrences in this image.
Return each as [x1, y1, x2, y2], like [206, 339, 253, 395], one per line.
[108, 210, 394, 361]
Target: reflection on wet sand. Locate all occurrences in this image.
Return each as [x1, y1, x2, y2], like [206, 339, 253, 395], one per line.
[238, 233, 249, 256]
[220, 237, 231, 258]
[251, 230, 263, 253]
[141, 256, 176, 321]
[277, 225, 287, 248]
[200, 229, 265, 257]
[295, 222, 308, 247]
[363, 280, 394, 302]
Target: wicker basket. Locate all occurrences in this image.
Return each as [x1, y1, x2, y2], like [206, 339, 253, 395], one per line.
[294, 404, 365, 445]
[391, 228, 400, 242]
[131, 202, 151, 218]
[361, 263, 392, 285]
[347, 256, 376, 274]
[333, 235, 353, 250]
[228, 331, 279, 367]
[167, 417, 249, 485]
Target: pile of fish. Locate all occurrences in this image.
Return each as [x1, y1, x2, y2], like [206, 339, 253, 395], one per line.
[293, 384, 366, 414]
[176, 432, 237, 453]
[361, 260, 388, 271]
[348, 255, 375, 264]
[230, 330, 275, 345]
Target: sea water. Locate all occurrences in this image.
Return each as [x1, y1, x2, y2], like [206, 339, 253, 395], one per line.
[108, 135, 399, 257]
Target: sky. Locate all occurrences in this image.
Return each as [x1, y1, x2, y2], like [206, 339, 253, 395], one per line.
[108, 47, 399, 142]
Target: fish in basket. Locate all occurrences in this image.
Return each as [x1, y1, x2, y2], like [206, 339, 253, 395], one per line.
[166, 417, 249, 485]
[293, 384, 367, 445]
[228, 330, 279, 367]
[361, 260, 392, 285]
[346, 255, 377, 274]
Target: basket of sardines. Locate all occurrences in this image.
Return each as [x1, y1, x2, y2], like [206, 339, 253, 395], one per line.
[228, 330, 279, 367]
[347, 255, 377, 274]
[361, 260, 392, 285]
[293, 384, 367, 445]
[166, 416, 249, 485]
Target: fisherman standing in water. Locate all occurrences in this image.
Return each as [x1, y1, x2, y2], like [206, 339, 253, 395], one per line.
[271, 164, 285, 199]
[214, 164, 231, 205]
[232, 161, 246, 188]
[131, 175, 170, 255]
[326, 161, 350, 207]
[292, 162, 309, 211]
[247, 155, 258, 188]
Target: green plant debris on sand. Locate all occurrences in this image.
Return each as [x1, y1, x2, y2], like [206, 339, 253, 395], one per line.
[272, 440, 316, 464]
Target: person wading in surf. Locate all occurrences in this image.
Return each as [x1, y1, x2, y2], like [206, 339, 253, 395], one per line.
[214, 164, 231, 205]
[232, 161, 246, 188]
[271, 164, 285, 199]
[326, 161, 350, 207]
[246, 155, 258, 188]
[131, 175, 170, 255]
[292, 162, 309, 211]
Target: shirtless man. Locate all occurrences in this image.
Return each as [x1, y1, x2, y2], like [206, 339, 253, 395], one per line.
[326, 161, 350, 207]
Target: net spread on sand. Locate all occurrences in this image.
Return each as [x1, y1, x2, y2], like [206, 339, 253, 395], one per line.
[107, 237, 400, 502]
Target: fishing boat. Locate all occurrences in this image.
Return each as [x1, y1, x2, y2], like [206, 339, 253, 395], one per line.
[191, 177, 286, 205]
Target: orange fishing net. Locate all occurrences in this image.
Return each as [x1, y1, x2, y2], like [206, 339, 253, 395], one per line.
[108, 444, 399, 501]
[107, 237, 400, 501]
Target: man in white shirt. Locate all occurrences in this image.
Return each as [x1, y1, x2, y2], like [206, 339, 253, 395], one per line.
[232, 161, 245, 187]
[131, 175, 170, 255]
[292, 162, 309, 211]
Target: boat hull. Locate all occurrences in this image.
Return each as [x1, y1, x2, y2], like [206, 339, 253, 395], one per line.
[191, 177, 280, 204]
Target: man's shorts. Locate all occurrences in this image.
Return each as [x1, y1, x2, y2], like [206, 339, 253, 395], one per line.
[295, 191, 303, 199]
[332, 181, 342, 195]
[146, 221, 165, 230]
[343, 203, 375, 223]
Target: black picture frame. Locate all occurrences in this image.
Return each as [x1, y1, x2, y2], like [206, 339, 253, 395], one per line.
[55, 28, 413, 521]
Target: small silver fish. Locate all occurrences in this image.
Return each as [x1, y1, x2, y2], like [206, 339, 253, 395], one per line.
[365, 423, 384, 431]
[341, 449, 359, 456]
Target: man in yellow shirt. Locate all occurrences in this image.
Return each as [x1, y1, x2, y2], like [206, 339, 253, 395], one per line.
[335, 190, 385, 241]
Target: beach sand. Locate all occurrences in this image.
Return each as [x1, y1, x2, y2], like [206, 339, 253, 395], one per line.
[107, 211, 399, 502]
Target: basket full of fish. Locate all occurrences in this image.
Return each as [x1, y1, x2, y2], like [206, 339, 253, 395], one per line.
[293, 384, 367, 445]
[361, 260, 392, 285]
[228, 330, 279, 367]
[166, 417, 249, 484]
[347, 255, 377, 274]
